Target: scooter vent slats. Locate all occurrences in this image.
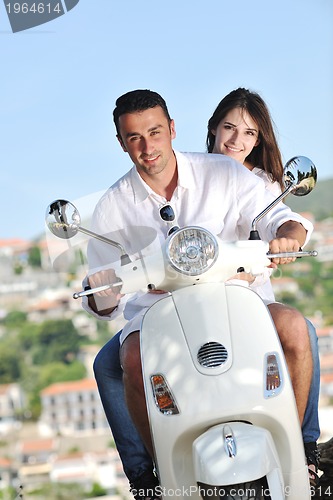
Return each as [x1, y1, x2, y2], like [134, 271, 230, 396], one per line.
[197, 342, 228, 368]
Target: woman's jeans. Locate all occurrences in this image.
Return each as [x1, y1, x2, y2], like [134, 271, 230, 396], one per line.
[93, 319, 320, 482]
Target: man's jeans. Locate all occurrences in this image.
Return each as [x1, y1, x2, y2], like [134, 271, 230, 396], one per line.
[302, 319, 321, 443]
[93, 330, 151, 482]
[93, 319, 320, 482]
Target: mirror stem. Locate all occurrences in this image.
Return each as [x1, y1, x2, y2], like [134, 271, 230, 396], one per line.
[77, 227, 131, 264]
[250, 184, 295, 237]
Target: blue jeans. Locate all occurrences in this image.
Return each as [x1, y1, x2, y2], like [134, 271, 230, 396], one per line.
[93, 331, 152, 482]
[94, 320, 320, 482]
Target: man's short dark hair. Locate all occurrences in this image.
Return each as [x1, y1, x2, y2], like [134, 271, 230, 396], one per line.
[113, 89, 172, 136]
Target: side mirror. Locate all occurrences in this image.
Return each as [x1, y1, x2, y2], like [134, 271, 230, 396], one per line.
[46, 199, 81, 239]
[46, 199, 131, 264]
[283, 156, 317, 197]
[250, 156, 317, 239]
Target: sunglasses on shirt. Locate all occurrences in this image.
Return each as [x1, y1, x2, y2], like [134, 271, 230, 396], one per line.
[159, 204, 180, 236]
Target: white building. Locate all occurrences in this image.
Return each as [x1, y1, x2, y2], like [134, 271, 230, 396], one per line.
[0, 383, 25, 434]
[50, 450, 118, 491]
[39, 379, 108, 436]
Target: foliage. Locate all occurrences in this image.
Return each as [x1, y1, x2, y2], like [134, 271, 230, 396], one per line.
[85, 482, 108, 497]
[28, 245, 42, 267]
[0, 486, 18, 499]
[32, 319, 81, 365]
[108, 439, 116, 449]
[67, 445, 80, 453]
[27, 482, 85, 499]
[96, 317, 117, 345]
[0, 343, 22, 382]
[38, 361, 86, 387]
[13, 262, 24, 275]
[26, 481, 107, 499]
[28, 388, 42, 420]
[17, 321, 41, 350]
[0, 316, 87, 418]
[1, 309, 27, 328]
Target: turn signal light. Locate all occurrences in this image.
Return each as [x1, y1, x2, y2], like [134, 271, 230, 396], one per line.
[264, 353, 283, 398]
[150, 374, 179, 415]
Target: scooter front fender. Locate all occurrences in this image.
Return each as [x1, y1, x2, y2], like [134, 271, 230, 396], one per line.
[193, 422, 283, 489]
[193, 422, 310, 499]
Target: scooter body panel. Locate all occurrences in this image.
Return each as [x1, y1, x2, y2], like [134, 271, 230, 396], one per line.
[140, 282, 310, 499]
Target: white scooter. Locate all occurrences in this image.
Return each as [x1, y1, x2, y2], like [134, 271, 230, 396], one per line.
[46, 156, 318, 500]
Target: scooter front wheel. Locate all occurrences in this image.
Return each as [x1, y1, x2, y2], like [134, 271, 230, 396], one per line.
[198, 477, 271, 499]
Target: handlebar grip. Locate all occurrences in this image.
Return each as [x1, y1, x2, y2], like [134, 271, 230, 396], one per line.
[267, 250, 318, 259]
[73, 281, 124, 300]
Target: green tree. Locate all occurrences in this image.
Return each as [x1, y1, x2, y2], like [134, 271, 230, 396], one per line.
[24, 361, 87, 419]
[13, 261, 24, 274]
[28, 245, 42, 267]
[86, 482, 107, 497]
[0, 486, 18, 499]
[28, 482, 85, 499]
[2, 310, 27, 328]
[33, 319, 81, 365]
[38, 361, 86, 388]
[17, 321, 41, 351]
[95, 317, 117, 345]
[0, 344, 22, 382]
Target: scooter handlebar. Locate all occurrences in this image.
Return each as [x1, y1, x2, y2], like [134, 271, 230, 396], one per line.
[267, 250, 318, 259]
[72, 244, 318, 299]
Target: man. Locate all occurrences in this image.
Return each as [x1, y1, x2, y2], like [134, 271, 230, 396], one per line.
[83, 89, 315, 498]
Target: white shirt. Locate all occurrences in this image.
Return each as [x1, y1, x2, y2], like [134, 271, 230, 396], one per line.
[82, 151, 313, 342]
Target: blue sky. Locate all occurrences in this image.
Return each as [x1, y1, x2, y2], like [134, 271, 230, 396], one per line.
[1, 0, 332, 240]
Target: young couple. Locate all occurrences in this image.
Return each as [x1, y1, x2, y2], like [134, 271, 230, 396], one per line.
[83, 88, 320, 499]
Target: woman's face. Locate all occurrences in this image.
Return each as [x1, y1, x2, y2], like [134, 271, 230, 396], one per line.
[211, 108, 260, 166]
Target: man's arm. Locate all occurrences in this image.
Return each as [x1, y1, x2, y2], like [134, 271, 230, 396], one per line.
[276, 220, 307, 247]
[88, 295, 117, 316]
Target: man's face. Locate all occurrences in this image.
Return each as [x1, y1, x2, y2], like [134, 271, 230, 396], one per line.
[117, 106, 176, 180]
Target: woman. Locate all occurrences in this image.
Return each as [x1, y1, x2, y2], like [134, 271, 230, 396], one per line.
[206, 87, 320, 486]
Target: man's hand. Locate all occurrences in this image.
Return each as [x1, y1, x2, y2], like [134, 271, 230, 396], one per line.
[88, 269, 123, 316]
[269, 237, 300, 267]
[269, 220, 306, 268]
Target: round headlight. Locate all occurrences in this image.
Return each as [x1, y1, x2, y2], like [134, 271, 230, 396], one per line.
[166, 227, 218, 276]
